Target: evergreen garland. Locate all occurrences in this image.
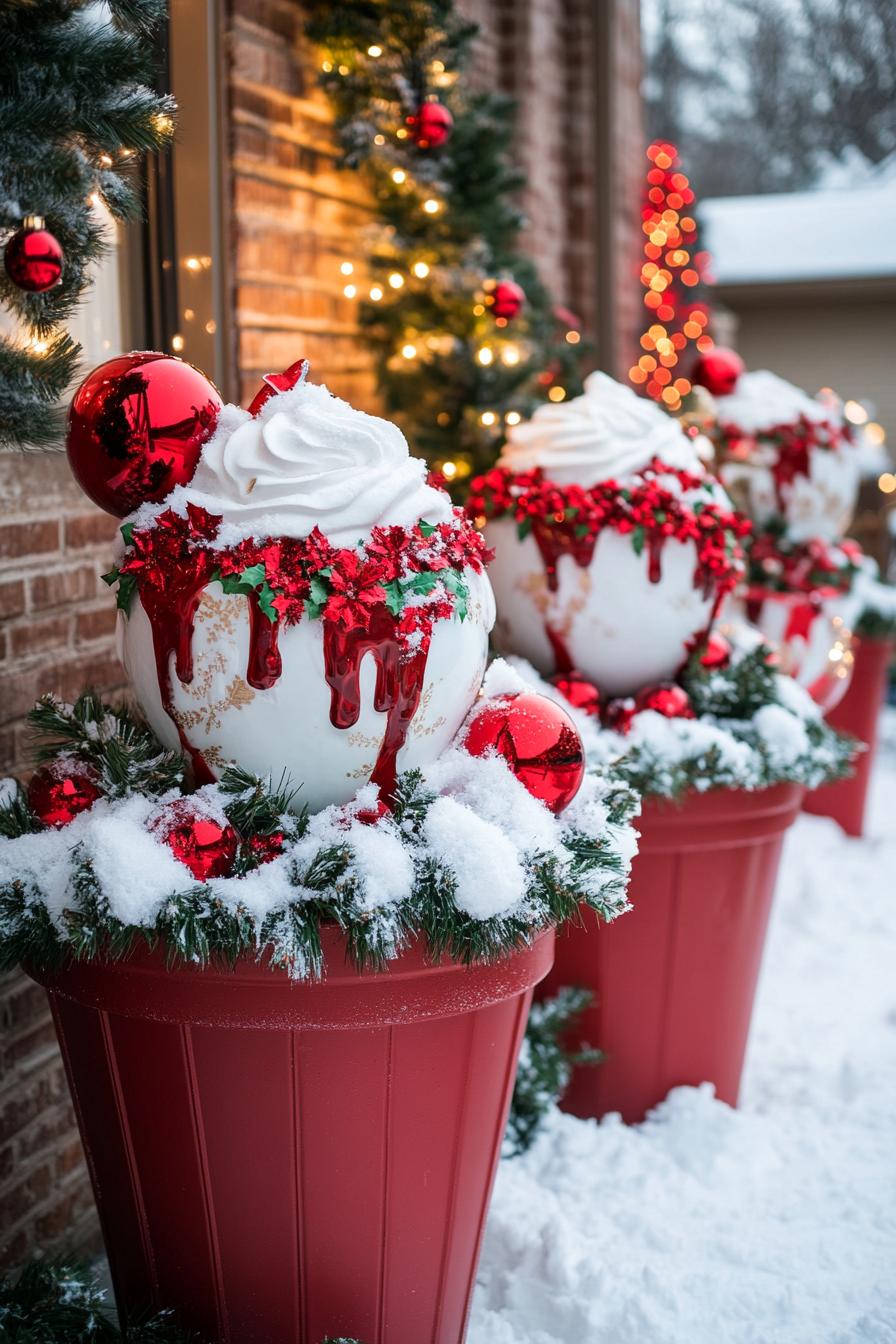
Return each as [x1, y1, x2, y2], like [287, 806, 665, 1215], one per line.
[0, 0, 175, 448]
[0, 1259, 201, 1342]
[505, 987, 600, 1157]
[0, 695, 638, 980]
[303, 0, 585, 482]
[856, 607, 896, 641]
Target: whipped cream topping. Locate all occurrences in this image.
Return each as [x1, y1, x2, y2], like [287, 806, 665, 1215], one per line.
[714, 370, 840, 435]
[498, 371, 704, 486]
[171, 380, 453, 545]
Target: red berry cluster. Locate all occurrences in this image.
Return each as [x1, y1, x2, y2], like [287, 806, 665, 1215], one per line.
[109, 504, 491, 658]
[716, 413, 851, 467]
[467, 458, 751, 597]
[748, 533, 863, 596]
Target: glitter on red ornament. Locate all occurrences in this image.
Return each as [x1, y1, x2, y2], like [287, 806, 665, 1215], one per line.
[635, 683, 695, 719]
[27, 758, 101, 828]
[463, 692, 585, 814]
[488, 279, 525, 322]
[411, 101, 453, 148]
[691, 347, 744, 397]
[699, 631, 732, 669]
[149, 799, 238, 881]
[66, 353, 222, 517]
[247, 358, 310, 416]
[4, 217, 63, 292]
[551, 671, 602, 718]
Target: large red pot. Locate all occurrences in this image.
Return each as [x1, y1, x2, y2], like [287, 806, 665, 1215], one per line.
[804, 635, 892, 836]
[29, 927, 554, 1344]
[540, 784, 803, 1124]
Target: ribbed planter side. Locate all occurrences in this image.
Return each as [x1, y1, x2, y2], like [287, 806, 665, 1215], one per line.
[804, 636, 892, 837]
[30, 928, 555, 1344]
[540, 784, 803, 1123]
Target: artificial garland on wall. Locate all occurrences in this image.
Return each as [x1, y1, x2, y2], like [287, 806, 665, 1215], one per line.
[0, 692, 638, 979]
[0, 0, 175, 448]
[303, 0, 585, 483]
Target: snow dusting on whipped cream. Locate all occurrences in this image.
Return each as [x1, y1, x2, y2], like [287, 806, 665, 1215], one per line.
[713, 369, 841, 434]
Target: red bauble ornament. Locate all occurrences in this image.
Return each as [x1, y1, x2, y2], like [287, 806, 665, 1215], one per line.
[551, 671, 601, 718]
[411, 101, 453, 148]
[149, 799, 238, 881]
[246, 831, 286, 864]
[700, 632, 732, 669]
[28, 758, 101, 828]
[635, 683, 695, 719]
[604, 697, 636, 736]
[691, 347, 744, 397]
[489, 279, 525, 322]
[464, 692, 585, 814]
[66, 352, 222, 517]
[4, 216, 63, 293]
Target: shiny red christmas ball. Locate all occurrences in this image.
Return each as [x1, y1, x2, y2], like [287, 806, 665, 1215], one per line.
[464, 691, 585, 814]
[245, 831, 286, 864]
[28, 758, 101, 828]
[700, 632, 732, 669]
[412, 101, 453, 148]
[4, 217, 63, 292]
[551, 672, 601, 718]
[604, 697, 636, 736]
[66, 352, 222, 517]
[489, 279, 526, 322]
[635, 683, 695, 719]
[149, 799, 238, 881]
[691, 347, 744, 397]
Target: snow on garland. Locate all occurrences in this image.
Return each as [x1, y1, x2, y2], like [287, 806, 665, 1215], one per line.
[0, 677, 638, 980]
[502, 645, 855, 799]
[854, 568, 896, 641]
[505, 986, 600, 1158]
[746, 529, 862, 597]
[0, 1259, 199, 1342]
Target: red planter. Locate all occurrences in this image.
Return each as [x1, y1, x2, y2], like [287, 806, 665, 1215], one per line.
[804, 636, 892, 837]
[540, 784, 803, 1124]
[29, 928, 554, 1344]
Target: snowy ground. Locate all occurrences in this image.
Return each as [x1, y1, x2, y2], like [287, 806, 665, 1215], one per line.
[469, 716, 896, 1344]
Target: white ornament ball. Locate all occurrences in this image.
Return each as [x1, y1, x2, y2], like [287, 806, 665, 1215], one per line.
[118, 567, 495, 813]
[720, 440, 860, 545]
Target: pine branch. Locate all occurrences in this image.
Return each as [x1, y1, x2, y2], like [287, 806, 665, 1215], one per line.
[505, 986, 601, 1156]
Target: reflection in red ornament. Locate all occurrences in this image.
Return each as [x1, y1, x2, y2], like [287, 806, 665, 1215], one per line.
[464, 692, 585, 814]
[699, 631, 732, 669]
[635, 683, 695, 719]
[66, 353, 222, 517]
[4, 217, 63, 292]
[489, 279, 525, 322]
[28, 759, 101, 827]
[691, 346, 744, 397]
[411, 102, 453, 148]
[551, 671, 601, 718]
[149, 798, 238, 881]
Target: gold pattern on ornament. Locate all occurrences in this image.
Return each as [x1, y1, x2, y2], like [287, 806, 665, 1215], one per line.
[195, 590, 241, 641]
[175, 674, 257, 736]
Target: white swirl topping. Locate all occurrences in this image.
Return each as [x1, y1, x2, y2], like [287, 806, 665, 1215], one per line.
[179, 380, 452, 545]
[713, 370, 840, 434]
[498, 371, 704, 486]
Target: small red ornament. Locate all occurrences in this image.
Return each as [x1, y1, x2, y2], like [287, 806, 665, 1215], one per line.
[699, 632, 732, 670]
[411, 101, 453, 148]
[28, 758, 101, 828]
[247, 357, 310, 416]
[691, 347, 744, 397]
[464, 692, 585, 814]
[488, 279, 525, 322]
[246, 831, 286, 864]
[66, 352, 222, 517]
[604, 697, 637, 736]
[149, 799, 238, 881]
[635, 683, 695, 719]
[4, 216, 63, 293]
[551, 672, 601, 718]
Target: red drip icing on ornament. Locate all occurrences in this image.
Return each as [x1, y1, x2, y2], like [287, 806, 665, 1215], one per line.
[246, 594, 282, 689]
[28, 759, 101, 828]
[322, 607, 428, 804]
[531, 518, 599, 593]
[464, 692, 585, 814]
[248, 359, 310, 416]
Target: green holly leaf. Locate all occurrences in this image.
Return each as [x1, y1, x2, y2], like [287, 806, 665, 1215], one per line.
[517, 518, 532, 540]
[120, 521, 135, 547]
[631, 526, 646, 557]
[255, 581, 280, 623]
[101, 565, 120, 588]
[309, 573, 330, 608]
[419, 520, 437, 538]
[384, 580, 403, 616]
[115, 574, 137, 614]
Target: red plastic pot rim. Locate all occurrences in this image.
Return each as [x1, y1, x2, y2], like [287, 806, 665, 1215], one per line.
[637, 781, 805, 853]
[27, 925, 556, 1031]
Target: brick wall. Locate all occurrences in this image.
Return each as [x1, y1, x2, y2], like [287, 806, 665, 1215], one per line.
[0, 0, 643, 1271]
[0, 454, 122, 1266]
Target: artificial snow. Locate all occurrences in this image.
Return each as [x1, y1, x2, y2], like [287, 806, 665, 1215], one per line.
[424, 795, 526, 919]
[469, 717, 896, 1344]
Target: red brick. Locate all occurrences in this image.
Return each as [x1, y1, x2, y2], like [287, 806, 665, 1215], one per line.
[0, 580, 25, 619]
[64, 512, 117, 552]
[9, 613, 70, 660]
[0, 519, 60, 562]
[74, 605, 117, 645]
[29, 564, 101, 611]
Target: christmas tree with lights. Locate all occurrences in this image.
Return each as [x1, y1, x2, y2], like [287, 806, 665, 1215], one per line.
[305, 0, 585, 486]
[0, 0, 175, 449]
[629, 141, 713, 413]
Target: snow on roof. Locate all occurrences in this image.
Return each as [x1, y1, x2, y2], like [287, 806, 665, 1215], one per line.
[701, 183, 896, 285]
